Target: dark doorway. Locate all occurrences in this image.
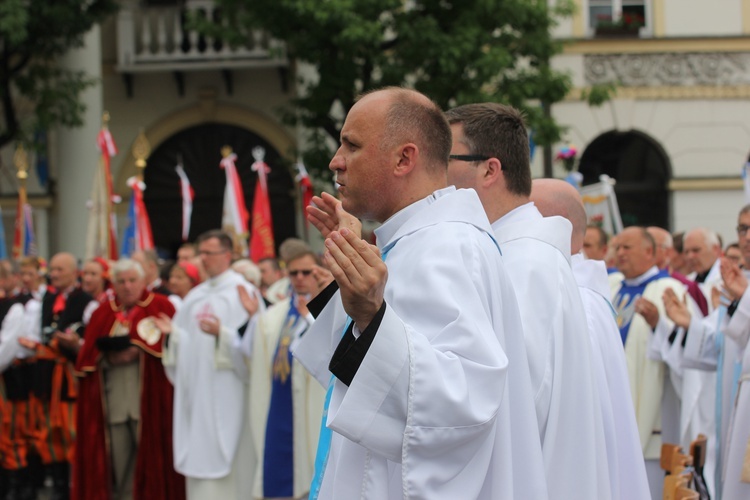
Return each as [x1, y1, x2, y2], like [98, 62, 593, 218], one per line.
[578, 130, 671, 229]
[142, 123, 296, 258]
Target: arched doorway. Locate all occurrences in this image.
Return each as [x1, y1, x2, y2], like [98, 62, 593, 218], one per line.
[143, 122, 296, 257]
[578, 130, 672, 229]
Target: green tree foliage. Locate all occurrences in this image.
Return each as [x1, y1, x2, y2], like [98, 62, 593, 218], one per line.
[206, 0, 577, 175]
[0, 0, 119, 148]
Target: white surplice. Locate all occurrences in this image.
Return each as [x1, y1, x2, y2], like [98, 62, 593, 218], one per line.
[294, 187, 547, 500]
[572, 254, 651, 500]
[163, 269, 262, 498]
[721, 292, 750, 499]
[238, 297, 325, 500]
[493, 204, 611, 499]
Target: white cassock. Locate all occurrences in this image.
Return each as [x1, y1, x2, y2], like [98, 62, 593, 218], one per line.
[572, 254, 651, 500]
[163, 269, 263, 499]
[722, 292, 750, 500]
[238, 297, 326, 500]
[492, 203, 611, 499]
[612, 268, 686, 499]
[294, 187, 547, 500]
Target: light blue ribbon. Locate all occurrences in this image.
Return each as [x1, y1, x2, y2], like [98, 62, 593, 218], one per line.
[714, 304, 727, 500]
[308, 245, 392, 499]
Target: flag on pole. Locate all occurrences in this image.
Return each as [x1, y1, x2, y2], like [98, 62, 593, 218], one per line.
[743, 160, 750, 205]
[85, 116, 120, 260]
[295, 160, 313, 227]
[579, 174, 624, 236]
[220, 146, 249, 256]
[120, 177, 154, 257]
[0, 207, 8, 260]
[249, 146, 275, 262]
[176, 163, 194, 241]
[12, 144, 34, 260]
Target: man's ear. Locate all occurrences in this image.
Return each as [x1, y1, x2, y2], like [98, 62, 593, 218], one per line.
[482, 157, 502, 187]
[394, 143, 418, 177]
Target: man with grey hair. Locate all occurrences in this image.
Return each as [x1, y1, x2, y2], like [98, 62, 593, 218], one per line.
[75, 258, 184, 499]
[683, 227, 723, 293]
[444, 102, 609, 498]
[531, 179, 650, 500]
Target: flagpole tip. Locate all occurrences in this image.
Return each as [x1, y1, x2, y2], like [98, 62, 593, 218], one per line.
[221, 145, 233, 158]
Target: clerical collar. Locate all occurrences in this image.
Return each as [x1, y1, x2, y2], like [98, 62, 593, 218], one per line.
[623, 265, 660, 287]
[206, 268, 232, 288]
[694, 270, 710, 283]
[374, 186, 454, 251]
[492, 202, 540, 229]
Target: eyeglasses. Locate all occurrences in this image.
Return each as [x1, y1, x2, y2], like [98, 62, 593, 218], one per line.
[289, 269, 313, 277]
[737, 224, 750, 236]
[449, 154, 490, 163]
[198, 249, 228, 256]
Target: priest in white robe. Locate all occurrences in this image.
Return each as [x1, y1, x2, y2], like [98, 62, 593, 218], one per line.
[531, 178, 651, 500]
[610, 226, 686, 499]
[446, 104, 611, 498]
[297, 88, 547, 500]
[160, 229, 262, 499]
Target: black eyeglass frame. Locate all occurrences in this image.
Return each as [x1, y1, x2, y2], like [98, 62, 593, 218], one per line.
[449, 154, 490, 162]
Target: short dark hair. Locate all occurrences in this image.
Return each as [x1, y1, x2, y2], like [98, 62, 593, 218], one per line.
[445, 102, 531, 196]
[358, 87, 452, 172]
[196, 230, 233, 252]
[586, 224, 609, 246]
[673, 231, 685, 253]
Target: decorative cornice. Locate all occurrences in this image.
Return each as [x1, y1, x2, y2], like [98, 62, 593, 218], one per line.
[584, 52, 750, 87]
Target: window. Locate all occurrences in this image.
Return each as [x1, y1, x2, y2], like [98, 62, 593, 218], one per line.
[588, 0, 650, 36]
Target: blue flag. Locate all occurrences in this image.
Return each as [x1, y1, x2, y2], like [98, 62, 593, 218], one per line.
[34, 130, 49, 188]
[0, 206, 8, 260]
[120, 195, 136, 257]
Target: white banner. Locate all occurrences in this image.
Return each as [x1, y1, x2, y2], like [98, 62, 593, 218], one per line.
[579, 174, 624, 236]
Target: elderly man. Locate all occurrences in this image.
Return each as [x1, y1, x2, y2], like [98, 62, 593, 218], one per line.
[683, 227, 723, 292]
[611, 227, 686, 498]
[237, 246, 327, 500]
[444, 103, 609, 498]
[299, 88, 546, 499]
[531, 179, 650, 500]
[74, 259, 184, 500]
[20, 252, 95, 499]
[161, 229, 263, 499]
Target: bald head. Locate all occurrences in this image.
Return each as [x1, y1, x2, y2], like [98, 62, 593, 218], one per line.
[530, 179, 587, 254]
[49, 252, 78, 290]
[646, 226, 673, 269]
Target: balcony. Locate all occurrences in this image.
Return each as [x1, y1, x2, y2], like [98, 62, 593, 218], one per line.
[116, 0, 287, 76]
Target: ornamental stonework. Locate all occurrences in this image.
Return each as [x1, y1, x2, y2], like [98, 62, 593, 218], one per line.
[584, 53, 750, 87]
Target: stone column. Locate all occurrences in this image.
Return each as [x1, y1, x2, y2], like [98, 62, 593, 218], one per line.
[55, 25, 103, 259]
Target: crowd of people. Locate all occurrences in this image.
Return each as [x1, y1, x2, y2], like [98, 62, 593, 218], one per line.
[0, 85, 746, 500]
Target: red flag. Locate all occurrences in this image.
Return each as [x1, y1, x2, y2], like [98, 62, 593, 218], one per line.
[249, 147, 275, 262]
[295, 161, 313, 227]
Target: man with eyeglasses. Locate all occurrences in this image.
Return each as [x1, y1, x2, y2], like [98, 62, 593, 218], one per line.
[233, 247, 328, 500]
[444, 103, 610, 498]
[160, 229, 264, 499]
[663, 206, 750, 497]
